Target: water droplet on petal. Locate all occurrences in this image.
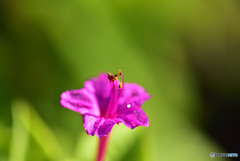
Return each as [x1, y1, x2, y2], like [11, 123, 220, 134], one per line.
[127, 104, 131, 108]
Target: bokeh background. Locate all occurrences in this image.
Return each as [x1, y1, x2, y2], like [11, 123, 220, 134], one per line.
[0, 0, 240, 161]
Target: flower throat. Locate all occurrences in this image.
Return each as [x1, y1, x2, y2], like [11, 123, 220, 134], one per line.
[105, 70, 124, 118]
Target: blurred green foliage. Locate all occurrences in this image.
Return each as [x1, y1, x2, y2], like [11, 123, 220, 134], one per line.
[1, 0, 240, 160]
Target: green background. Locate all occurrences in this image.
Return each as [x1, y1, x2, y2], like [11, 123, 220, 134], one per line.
[0, 0, 240, 161]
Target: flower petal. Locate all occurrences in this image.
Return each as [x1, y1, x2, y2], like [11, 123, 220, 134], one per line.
[84, 73, 112, 98]
[84, 73, 112, 116]
[117, 105, 149, 129]
[96, 119, 115, 138]
[60, 89, 100, 116]
[82, 114, 102, 136]
[82, 114, 116, 138]
[119, 83, 150, 108]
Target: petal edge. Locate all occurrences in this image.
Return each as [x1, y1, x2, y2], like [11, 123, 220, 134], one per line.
[117, 106, 149, 129]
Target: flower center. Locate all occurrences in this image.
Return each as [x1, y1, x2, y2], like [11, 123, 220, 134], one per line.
[105, 70, 124, 118]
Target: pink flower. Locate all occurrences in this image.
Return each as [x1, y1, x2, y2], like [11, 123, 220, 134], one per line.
[60, 71, 150, 138]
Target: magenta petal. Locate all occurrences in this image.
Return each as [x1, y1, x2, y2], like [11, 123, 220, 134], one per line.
[119, 83, 150, 107]
[117, 106, 149, 129]
[60, 89, 100, 116]
[97, 119, 115, 138]
[82, 114, 116, 138]
[84, 73, 112, 116]
[82, 114, 102, 136]
[84, 80, 95, 93]
[84, 73, 112, 98]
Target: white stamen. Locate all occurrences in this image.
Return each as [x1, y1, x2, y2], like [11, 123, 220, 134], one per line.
[127, 104, 131, 108]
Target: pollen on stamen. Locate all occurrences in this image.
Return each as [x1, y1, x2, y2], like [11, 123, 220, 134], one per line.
[107, 72, 115, 83]
[118, 82, 123, 89]
[108, 70, 123, 85]
[118, 70, 122, 76]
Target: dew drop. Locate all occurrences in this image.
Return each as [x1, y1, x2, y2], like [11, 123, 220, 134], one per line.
[127, 104, 131, 108]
